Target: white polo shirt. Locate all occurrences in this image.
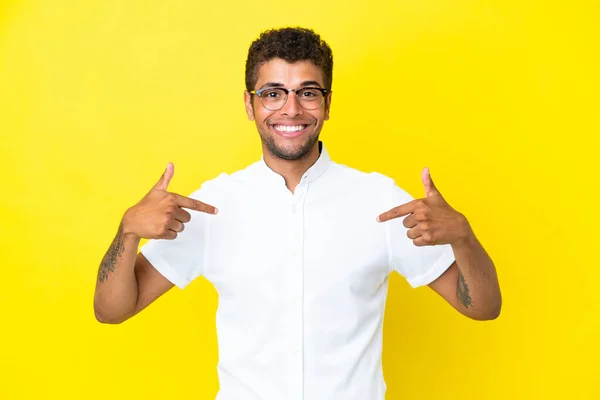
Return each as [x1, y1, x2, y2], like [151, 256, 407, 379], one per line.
[140, 142, 455, 400]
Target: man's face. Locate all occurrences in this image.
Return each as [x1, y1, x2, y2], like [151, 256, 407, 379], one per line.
[244, 58, 332, 160]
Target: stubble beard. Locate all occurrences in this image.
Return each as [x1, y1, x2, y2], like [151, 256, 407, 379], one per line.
[259, 122, 321, 161]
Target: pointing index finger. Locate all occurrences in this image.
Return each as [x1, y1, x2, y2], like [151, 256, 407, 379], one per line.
[173, 194, 218, 214]
[377, 200, 416, 222]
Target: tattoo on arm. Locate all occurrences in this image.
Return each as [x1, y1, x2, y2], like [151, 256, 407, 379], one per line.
[97, 221, 126, 283]
[457, 269, 472, 308]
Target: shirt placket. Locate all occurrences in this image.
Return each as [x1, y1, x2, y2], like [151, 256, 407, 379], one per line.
[290, 182, 306, 400]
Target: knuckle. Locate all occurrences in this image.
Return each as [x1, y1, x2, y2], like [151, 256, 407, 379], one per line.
[165, 193, 177, 204]
[422, 232, 433, 243]
[155, 226, 167, 237]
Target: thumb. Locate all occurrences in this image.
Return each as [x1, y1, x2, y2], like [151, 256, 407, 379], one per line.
[421, 167, 440, 197]
[154, 162, 174, 191]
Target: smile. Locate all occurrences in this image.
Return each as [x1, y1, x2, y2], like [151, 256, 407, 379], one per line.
[271, 124, 309, 138]
[273, 124, 308, 132]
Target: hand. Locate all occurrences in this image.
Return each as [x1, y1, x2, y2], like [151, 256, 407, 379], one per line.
[123, 163, 218, 240]
[377, 168, 470, 246]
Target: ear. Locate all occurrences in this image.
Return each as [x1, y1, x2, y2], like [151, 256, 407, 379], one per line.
[324, 91, 332, 121]
[244, 91, 255, 121]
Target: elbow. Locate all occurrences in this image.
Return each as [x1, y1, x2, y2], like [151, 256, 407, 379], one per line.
[470, 298, 502, 321]
[488, 292, 503, 320]
[474, 307, 501, 321]
[94, 303, 129, 325]
[489, 301, 502, 320]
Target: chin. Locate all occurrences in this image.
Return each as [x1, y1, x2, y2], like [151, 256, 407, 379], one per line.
[264, 135, 319, 161]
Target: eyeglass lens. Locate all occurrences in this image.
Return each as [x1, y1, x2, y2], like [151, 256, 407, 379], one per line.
[260, 88, 324, 110]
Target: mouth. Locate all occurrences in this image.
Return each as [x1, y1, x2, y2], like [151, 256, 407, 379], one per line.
[270, 124, 310, 138]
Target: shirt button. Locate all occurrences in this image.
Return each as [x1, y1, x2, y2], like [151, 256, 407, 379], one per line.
[291, 204, 296, 214]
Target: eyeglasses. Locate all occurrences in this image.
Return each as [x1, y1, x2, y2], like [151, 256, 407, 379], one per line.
[249, 87, 330, 111]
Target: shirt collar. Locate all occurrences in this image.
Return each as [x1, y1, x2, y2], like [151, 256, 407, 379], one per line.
[258, 141, 331, 186]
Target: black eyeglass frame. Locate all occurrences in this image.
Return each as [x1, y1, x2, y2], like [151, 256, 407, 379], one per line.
[249, 87, 331, 110]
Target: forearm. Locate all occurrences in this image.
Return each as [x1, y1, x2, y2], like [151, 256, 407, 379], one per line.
[451, 226, 502, 320]
[93, 219, 140, 324]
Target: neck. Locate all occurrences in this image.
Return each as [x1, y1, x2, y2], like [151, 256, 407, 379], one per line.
[262, 142, 321, 193]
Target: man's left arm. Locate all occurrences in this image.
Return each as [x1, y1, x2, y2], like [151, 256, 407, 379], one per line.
[378, 168, 502, 321]
[428, 234, 502, 321]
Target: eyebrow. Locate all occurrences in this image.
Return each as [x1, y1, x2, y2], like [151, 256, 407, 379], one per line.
[258, 80, 324, 90]
[299, 80, 323, 88]
[260, 82, 285, 88]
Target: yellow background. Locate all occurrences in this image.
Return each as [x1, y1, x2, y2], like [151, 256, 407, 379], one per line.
[1, 0, 598, 399]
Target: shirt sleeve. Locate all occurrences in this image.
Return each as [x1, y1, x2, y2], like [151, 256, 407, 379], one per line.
[139, 187, 210, 290]
[386, 181, 456, 288]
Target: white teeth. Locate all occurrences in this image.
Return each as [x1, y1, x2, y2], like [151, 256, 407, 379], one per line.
[274, 125, 305, 133]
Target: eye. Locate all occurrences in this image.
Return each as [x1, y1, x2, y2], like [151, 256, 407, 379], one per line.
[262, 89, 284, 98]
[300, 88, 320, 97]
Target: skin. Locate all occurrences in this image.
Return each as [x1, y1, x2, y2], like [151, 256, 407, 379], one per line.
[94, 164, 217, 323]
[377, 168, 502, 320]
[94, 57, 501, 324]
[244, 58, 332, 193]
[245, 59, 502, 320]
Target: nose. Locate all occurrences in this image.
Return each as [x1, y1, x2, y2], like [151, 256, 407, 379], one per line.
[279, 91, 303, 117]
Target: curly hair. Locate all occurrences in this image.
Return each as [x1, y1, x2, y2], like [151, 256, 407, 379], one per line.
[245, 27, 334, 92]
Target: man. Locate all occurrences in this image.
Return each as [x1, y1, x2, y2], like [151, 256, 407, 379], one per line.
[94, 27, 501, 400]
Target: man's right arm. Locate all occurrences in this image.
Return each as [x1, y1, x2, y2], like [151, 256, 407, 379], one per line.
[93, 162, 217, 324]
[93, 222, 174, 324]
